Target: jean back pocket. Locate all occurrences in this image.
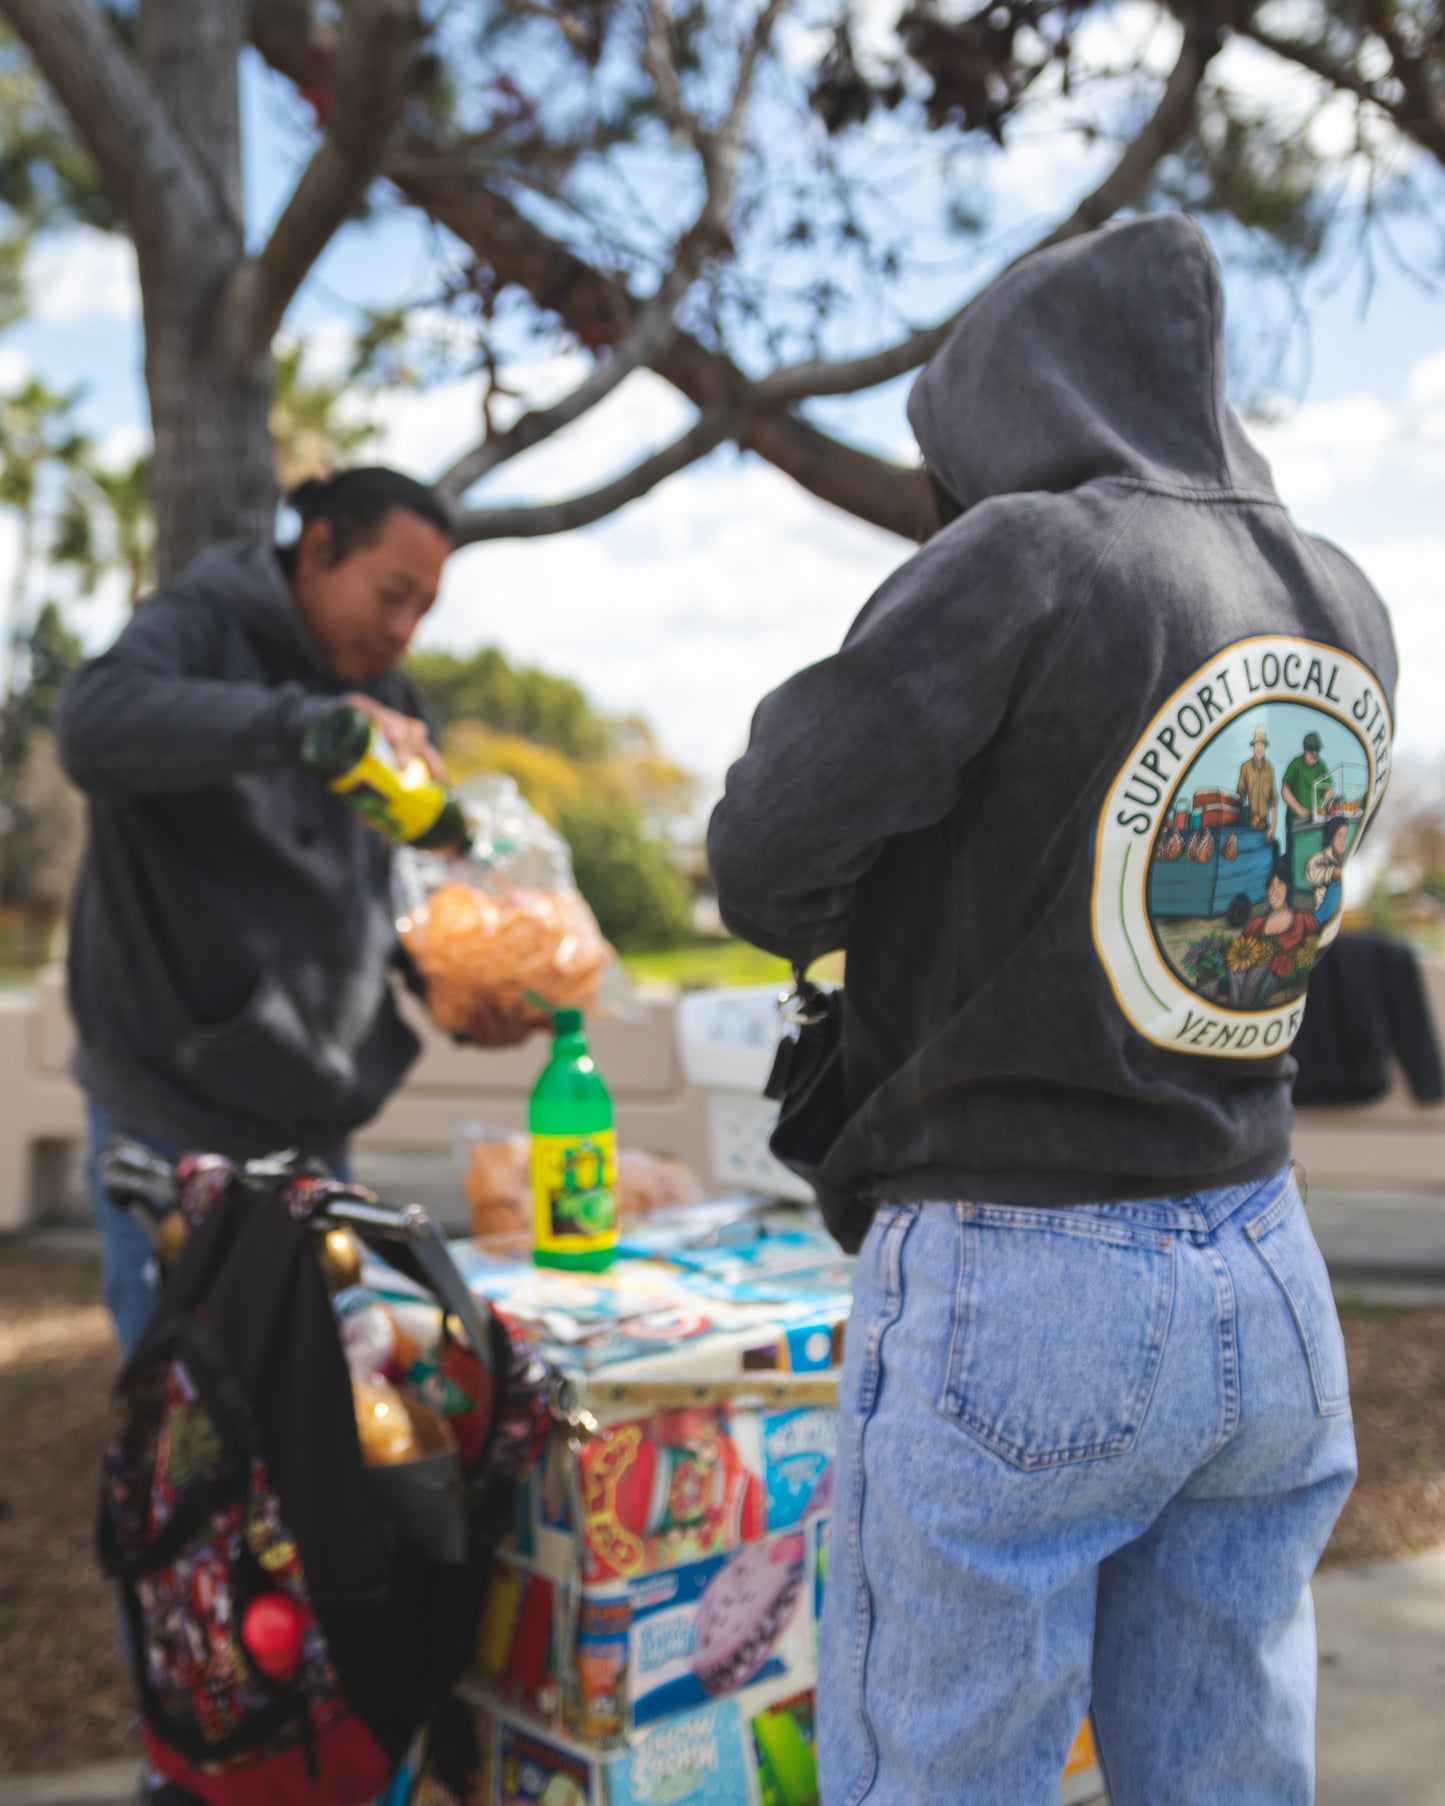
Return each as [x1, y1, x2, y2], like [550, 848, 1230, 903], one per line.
[1244, 1180, 1350, 1416]
[941, 1205, 1175, 1470]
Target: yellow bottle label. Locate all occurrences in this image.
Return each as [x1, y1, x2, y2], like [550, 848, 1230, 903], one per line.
[326, 730, 446, 843]
[531, 1130, 618, 1255]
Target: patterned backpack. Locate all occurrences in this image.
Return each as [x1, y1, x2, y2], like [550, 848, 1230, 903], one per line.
[98, 1150, 549, 1806]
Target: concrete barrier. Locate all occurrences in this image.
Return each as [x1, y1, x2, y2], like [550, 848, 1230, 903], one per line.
[0, 966, 709, 1232]
[2, 958, 1441, 1234]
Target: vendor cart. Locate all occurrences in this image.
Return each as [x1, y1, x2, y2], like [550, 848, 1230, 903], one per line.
[1148, 822, 1276, 927]
[396, 1199, 1106, 1806]
[1285, 761, 1368, 895]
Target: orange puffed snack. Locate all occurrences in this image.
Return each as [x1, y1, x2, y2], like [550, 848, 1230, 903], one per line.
[401, 880, 612, 1034]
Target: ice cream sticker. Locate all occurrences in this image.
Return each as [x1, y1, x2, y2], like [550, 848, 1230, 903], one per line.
[1092, 636, 1391, 1058]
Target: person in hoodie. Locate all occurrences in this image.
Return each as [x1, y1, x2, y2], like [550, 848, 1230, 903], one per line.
[709, 216, 1396, 1804]
[57, 467, 527, 1357]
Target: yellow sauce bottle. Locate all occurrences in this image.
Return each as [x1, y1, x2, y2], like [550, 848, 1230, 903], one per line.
[301, 703, 470, 851]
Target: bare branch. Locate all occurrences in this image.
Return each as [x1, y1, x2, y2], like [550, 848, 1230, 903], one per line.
[741, 410, 929, 539]
[438, 2, 786, 498]
[0, 0, 222, 261]
[645, 0, 693, 142]
[438, 273, 691, 499]
[232, 0, 421, 356]
[453, 410, 737, 542]
[1355, 0, 1445, 162]
[752, 15, 1223, 410]
[1239, 20, 1390, 113]
[714, 0, 789, 205]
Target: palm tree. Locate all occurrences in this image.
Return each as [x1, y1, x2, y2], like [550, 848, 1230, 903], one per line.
[0, 373, 89, 899]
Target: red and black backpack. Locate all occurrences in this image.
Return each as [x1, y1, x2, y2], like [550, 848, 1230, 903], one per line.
[98, 1151, 549, 1806]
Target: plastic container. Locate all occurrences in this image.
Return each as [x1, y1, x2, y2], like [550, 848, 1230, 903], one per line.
[676, 987, 815, 1202]
[530, 1010, 618, 1271]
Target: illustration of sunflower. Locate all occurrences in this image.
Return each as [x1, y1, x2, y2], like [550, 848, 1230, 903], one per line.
[1294, 937, 1320, 974]
[1227, 934, 1272, 973]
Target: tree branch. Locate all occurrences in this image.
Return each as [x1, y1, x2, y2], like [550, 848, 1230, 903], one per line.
[0, 0, 222, 262]
[437, 0, 785, 499]
[232, 0, 422, 356]
[1355, 0, 1445, 163]
[437, 274, 692, 499]
[751, 15, 1223, 410]
[265, 4, 1216, 542]
[453, 409, 737, 542]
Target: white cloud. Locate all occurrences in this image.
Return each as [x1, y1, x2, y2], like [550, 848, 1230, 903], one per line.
[1342, 534, 1445, 766]
[417, 452, 905, 791]
[26, 229, 140, 325]
[1249, 340, 1445, 507]
[1250, 394, 1398, 504]
[0, 346, 31, 390]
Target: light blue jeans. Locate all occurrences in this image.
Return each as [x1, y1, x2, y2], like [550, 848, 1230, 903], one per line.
[818, 1166, 1356, 1806]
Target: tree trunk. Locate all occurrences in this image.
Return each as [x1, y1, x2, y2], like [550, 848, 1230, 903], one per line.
[141, 274, 277, 584]
[139, 0, 275, 584]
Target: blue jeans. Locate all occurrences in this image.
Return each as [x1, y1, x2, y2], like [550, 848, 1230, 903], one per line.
[86, 1101, 184, 1359]
[86, 1100, 351, 1359]
[818, 1166, 1356, 1806]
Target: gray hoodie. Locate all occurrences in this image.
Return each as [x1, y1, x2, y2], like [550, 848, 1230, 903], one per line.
[56, 540, 426, 1164]
[709, 214, 1397, 1249]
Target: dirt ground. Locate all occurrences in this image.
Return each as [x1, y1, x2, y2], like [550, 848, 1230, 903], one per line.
[0, 1248, 1442, 1778]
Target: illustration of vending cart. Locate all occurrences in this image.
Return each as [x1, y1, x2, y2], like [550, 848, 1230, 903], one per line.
[1149, 787, 1277, 928]
[1287, 761, 1368, 893]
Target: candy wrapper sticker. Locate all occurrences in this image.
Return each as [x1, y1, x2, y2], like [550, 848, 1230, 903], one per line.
[579, 1408, 766, 1584]
[607, 1700, 753, 1806]
[626, 1531, 812, 1729]
[498, 1720, 594, 1806]
[569, 1595, 631, 1746]
[758, 1410, 836, 1532]
[476, 1556, 560, 1721]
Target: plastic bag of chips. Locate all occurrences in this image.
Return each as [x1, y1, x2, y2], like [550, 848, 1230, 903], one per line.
[394, 774, 614, 1036]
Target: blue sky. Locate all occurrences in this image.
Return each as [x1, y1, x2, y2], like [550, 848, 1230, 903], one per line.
[3, 30, 1443, 835]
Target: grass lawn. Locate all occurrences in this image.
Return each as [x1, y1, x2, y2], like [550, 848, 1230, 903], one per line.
[622, 940, 844, 990]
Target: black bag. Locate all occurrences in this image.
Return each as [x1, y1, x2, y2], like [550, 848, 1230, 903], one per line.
[97, 1147, 549, 1806]
[764, 966, 871, 1251]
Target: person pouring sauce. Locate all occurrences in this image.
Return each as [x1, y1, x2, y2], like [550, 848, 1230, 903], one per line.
[57, 467, 533, 1356]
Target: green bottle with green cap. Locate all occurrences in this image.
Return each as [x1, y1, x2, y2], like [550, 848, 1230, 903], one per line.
[529, 1010, 618, 1271]
[301, 702, 471, 852]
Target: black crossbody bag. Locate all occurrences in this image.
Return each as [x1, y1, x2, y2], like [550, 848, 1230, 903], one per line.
[764, 965, 871, 1250]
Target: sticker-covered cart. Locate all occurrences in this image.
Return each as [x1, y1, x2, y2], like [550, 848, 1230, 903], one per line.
[395, 1200, 1104, 1806]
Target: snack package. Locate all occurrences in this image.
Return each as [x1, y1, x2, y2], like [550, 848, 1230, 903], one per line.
[353, 1375, 422, 1466]
[395, 776, 613, 1035]
[459, 1123, 702, 1241]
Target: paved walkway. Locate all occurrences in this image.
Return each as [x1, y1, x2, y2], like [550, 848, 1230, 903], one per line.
[7, 1170, 1443, 1804]
[2, 1550, 1443, 1805]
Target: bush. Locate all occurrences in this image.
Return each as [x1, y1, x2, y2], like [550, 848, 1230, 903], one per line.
[559, 792, 692, 953]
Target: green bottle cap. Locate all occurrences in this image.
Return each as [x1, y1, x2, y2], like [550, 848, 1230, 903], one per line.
[553, 1008, 583, 1035]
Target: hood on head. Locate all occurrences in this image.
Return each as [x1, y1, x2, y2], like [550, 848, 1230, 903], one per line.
[907, 213, 1276, 512]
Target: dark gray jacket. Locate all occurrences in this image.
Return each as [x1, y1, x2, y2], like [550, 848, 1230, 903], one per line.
[56, 539, 425, 1163]
[709, 214, 1397, 1232]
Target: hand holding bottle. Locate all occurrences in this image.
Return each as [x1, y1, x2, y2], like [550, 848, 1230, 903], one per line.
[301, 700, 470, 851]
[344, 694, 444, 780]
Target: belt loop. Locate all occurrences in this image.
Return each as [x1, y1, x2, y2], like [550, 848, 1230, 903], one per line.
[1290, 1159, 1309, 1208]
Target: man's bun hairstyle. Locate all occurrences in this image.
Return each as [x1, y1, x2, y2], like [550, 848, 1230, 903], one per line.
[285, 466, 457, 566]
